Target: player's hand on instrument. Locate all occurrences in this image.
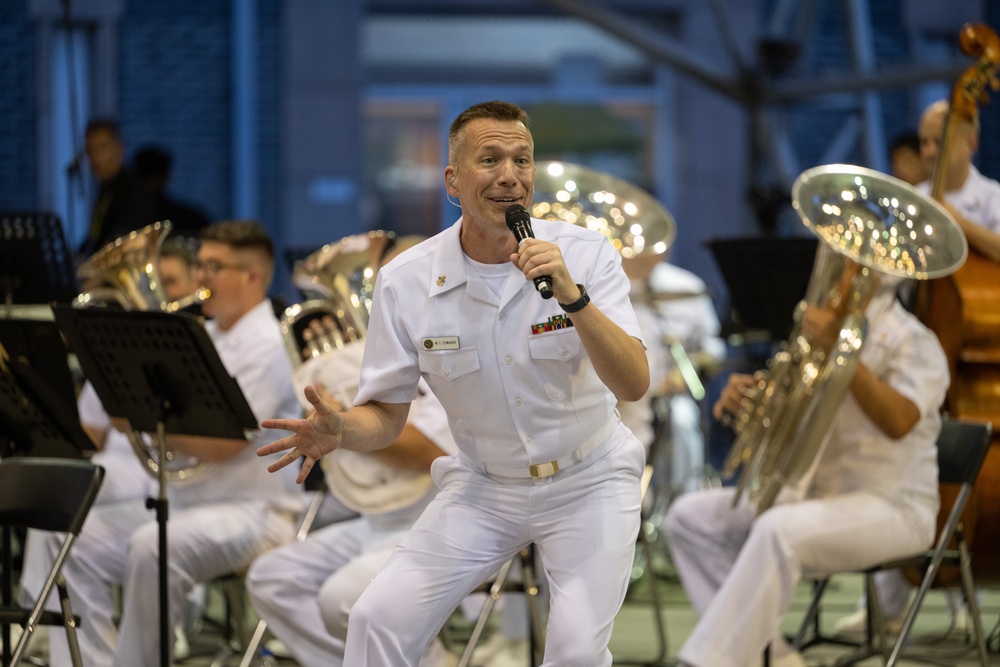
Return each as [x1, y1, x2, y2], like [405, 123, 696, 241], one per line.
[713, 373, 756, 421]
[802, 304, 839, 354]
[259, 384, 344, 484]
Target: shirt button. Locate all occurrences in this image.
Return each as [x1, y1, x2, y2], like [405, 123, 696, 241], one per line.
[515, 398, 523, 406]
[526, 436, 533, 444]
[560, 347, 568, 357]
[499, 313, 505, 321]
[443, 369, 450, 377]
[505, 356, 512, 365]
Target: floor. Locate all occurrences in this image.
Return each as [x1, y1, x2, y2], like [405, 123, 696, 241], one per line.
[165, 547, 1000, 667]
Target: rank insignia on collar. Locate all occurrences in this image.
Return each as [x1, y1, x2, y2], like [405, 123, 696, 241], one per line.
[436, 275, 446, 286]
[531, 314, 574, 335]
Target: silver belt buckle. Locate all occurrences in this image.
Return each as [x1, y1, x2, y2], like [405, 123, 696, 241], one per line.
[529, 460, 560, 479]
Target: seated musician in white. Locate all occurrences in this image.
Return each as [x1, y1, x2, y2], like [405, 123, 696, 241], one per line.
[24, 220, 303, 667]
[245, 348, 458, 666]
[663, 274, 948, 667]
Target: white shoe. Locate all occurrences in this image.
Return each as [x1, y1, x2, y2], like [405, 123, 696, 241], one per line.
[772, 650, 806, 667]
[264, 637, 293, 659]
[832, 608, 904, 636]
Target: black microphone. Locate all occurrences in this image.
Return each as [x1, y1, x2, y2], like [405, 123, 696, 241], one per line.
[505, 204, 553, 299]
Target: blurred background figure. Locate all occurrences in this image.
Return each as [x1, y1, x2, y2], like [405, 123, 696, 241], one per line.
[78, 118, 157, 259]
[622, 254, 725, 498]
[134, 144, 212, 242]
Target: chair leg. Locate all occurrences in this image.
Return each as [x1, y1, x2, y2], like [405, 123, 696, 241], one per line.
[457, 558, 515, 667]
[957, 540, 988, 667]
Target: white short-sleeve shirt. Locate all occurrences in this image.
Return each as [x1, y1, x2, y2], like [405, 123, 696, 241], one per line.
[809, 299, 947, 514]
[919, 164, 1000, 232]
[356, 217, 643, 471]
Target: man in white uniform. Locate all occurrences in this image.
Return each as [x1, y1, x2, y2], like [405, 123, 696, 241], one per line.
[664, 276, 948, 667]
[260, 100, 649, 666]
[246, 356, 458, 666]
[918, 99, 1000, 261]
[29, 220, 302, 667]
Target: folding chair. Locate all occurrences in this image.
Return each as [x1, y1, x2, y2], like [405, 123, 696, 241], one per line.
[0, 457, 105, 667]
[793, 419, 993, 667]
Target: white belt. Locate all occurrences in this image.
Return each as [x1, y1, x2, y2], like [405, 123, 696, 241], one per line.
[468, 419, 617, 479]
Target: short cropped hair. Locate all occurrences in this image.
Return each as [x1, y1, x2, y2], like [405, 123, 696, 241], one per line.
[448, 101, 532, 165]
[201, 220, 276, 289]
[200, 220, 274, 261]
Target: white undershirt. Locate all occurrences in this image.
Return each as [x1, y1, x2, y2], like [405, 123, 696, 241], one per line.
[465, 256, 513, 299]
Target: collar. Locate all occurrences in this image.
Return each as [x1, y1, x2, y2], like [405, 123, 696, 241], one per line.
[428, 220, 470, 298]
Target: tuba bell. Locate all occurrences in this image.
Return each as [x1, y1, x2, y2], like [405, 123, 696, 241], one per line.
[723, 164, 967, 514]
[530, 160, 676, 262]
[73, 219, 211, 483]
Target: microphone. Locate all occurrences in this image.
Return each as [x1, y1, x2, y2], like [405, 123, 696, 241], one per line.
[505, 204, 553, 299]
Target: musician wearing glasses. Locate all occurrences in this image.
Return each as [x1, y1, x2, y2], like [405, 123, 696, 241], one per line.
[30, 221, 302, 667]
[663, 274, 948, 667]
[260, 100, 649, 666]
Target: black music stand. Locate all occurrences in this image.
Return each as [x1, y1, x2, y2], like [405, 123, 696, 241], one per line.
[51, 306, 258, 667]
[0, 212, 78, 314]
[0, 338, 94, 666]
[706, 235, 817, 342]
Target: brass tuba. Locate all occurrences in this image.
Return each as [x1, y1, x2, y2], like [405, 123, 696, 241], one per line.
[723, 164, 967, 513]
[530, 160, 676, 261]
[74, 220, 208, 312]
[73, 220, 211, 483]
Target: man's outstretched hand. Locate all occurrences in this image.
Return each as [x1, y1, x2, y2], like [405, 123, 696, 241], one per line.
[258, 384, 344, 485]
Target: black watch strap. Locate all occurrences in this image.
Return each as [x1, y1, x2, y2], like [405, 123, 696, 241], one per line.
[559, 284, 590, 313]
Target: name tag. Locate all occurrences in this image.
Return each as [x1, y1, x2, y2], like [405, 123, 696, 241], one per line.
[422, 336, 460, 350]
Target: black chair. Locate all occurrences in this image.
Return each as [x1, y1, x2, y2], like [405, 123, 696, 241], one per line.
[0, 457, 105, 667]
[793, 419, 993, 667]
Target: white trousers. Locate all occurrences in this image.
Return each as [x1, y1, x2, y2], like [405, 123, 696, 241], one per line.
[246, 510, 415, 667]
[664, 487, 935, 667]
[34, 498, 293, 667]
[344, 428, 645, 667]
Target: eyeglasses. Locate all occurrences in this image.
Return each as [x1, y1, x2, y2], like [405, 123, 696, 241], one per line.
[194, 259, 247, 276]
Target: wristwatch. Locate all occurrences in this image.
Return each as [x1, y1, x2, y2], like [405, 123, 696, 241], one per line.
[559, 284, 591, 313]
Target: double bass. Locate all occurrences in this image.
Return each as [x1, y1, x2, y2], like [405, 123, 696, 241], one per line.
[915, 22, 1000, 585]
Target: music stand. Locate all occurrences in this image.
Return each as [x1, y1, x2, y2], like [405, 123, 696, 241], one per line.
[0, 212, 78, 315]
[51, 306, 258, 667]
[0, 341, 93, 666]
[706, 235, 817, 342]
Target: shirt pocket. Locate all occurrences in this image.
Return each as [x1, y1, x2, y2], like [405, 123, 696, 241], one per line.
[417, 346, 488, 417]
[527, 329, 583, 401]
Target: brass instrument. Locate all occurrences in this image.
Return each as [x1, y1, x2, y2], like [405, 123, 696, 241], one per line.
[283, 231, 432, 514]
[723, 164, 967, 514]
[73, 220, 211, 483]
[74, 220, 209, 312]
[531, 160, 676, 261]
[280, 230, 395, 367]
